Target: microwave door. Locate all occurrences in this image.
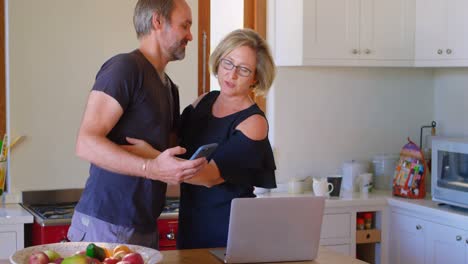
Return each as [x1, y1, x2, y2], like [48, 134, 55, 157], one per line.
[458, 153, 468, 177]
[438, 151, 468, 192]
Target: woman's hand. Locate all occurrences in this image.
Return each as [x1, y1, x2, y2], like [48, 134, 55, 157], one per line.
[121, 137, 160, 159]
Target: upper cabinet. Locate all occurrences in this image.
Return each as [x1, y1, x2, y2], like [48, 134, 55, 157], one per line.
[414, 0, 468, 66]
[268, 0, 415, 66]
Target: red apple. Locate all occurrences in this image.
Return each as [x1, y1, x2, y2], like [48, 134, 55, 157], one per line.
[121, 253, 144, 264]
[54, 257, 64, 264]
[102, 258, 119, 264]
[29, 251, 49, 264]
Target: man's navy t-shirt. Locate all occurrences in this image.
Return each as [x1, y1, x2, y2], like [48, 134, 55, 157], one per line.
[76, 49, 180, 232]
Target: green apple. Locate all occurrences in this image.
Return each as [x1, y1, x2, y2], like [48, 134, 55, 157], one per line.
[61, 254, 103, 264]
[43, 249, 61, 262]
[61, 255, 90, 264]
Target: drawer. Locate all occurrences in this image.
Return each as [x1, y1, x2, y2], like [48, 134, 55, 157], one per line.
[356, 229, 381, 244]
[321, 213, 351, 239]
[157, 219, 178, 250]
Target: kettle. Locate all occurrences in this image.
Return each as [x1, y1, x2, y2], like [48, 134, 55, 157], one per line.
[342, 160, 369, 192]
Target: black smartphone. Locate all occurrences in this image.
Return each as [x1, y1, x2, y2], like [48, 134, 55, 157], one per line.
[189, 143, 218, 160]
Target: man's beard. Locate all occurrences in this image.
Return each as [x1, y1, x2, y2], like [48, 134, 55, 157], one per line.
[168, 39, 188, 61]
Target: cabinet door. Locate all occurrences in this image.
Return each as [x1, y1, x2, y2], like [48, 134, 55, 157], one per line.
[323, 244, 351, 256]
[425, 222, 466, 264]
[389, 212, 426, 264]
[0, 231, 17, 259]
[415, 0, 468, 62]
[360, 0, 415, 60]
[447, 0, 468, 60]
[303, 0, 360, 61]
[415, 0, 446, 60]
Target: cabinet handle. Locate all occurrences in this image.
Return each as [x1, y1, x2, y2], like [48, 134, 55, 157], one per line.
[466, 239, 468, 244]
[456, 235, 462, 241]
[437, 49, 443, 55]
[416, 225, 422, 230]
[364, 49, 371, 54]
[166, 231, 175, 240]
[352, 49, 360, 55]
[446, 49, 452, 55]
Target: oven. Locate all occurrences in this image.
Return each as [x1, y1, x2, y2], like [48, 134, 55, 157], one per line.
[21, 189, 180, 249]
[158, 198, 179, 250]
[21, 189, 83, 246]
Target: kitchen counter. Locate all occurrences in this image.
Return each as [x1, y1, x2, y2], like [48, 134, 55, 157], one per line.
[160, 247, 367, 264]
[258, 190, 391, 208]
[0, 203, 33, 224]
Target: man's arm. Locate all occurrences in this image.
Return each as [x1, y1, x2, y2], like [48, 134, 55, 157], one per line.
[76, 91, 206, 184]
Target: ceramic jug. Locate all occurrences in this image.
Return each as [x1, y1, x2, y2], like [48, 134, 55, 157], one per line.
[313, 177, 334, 197]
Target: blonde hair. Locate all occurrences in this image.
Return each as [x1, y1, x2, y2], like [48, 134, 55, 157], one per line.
[210, 29, 276, 96]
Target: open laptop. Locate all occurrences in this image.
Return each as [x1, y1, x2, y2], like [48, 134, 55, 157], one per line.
[210, 196, 326, 263]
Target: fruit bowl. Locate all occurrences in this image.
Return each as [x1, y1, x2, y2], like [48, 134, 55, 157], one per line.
[10, 242, 163, 264]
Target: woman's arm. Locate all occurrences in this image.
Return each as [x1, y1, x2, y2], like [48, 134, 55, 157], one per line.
[184, 160, 224, 187]
[184, 114, 268, 188]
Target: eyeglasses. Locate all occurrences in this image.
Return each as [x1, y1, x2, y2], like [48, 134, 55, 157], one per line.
[220, 59, 253, 77]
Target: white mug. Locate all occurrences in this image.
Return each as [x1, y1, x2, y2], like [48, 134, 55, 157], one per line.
[313, 178, 334, 197]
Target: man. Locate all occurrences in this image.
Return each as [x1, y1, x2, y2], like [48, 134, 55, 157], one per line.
[67, 0, 204, 248]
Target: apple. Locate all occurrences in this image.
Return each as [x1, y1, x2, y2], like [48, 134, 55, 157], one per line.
[102, 258, 119, 264]
[61, 255, 101, 264]
[74, 250, 86, 256]
[29, 251, 49, 264]
[43, 249, 62, 262]
[116, 262, 131, 264]
[121, 253, 144, 264]
[54, 257, 64, 264]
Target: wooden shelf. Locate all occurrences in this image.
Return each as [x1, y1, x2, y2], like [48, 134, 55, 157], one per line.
[356, 229, 381, 244]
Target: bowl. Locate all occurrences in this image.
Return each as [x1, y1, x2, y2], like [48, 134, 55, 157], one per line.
[10, 242, 163, 264]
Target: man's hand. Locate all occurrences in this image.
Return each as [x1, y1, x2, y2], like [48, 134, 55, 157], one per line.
[122, 137, 160, 159]
[145, 146, 207, 184]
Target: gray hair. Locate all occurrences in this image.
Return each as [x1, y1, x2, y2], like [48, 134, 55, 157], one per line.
[133, 0, 175, 39]
[210, 29, 276, 96]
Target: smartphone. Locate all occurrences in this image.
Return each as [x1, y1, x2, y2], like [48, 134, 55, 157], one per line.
[189, 143, 218, 160]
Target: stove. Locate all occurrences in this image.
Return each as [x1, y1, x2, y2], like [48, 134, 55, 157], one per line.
[21, 189, 83, 245]
[26, 203, 76, 225]
[162, 198, 179, 215]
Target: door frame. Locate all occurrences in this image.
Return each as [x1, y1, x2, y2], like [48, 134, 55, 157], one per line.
[197, 0, 267, 112]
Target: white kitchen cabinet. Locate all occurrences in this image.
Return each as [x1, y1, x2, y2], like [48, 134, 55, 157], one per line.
[0, 224, 24, 259]
[415, 0, 468, 66]
[390, 209, 468, 264]
[425, 221, 466, 264]
[320, 213, 352, 255]
[389, 212, 426, 264]
[268, 0, 415, 66]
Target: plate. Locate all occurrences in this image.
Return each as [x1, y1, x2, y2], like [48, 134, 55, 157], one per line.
[10, 242, 163, 263]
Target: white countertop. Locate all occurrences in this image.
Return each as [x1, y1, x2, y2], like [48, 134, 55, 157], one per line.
[257, 190, 391, 208]
[0, 203, 34, 224]
[260, 189, 468, 230]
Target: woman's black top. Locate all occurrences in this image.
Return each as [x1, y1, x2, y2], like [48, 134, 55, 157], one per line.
[177, 91, 276, 249]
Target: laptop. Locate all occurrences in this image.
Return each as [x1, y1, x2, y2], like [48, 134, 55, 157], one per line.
[210, 196, 326, 263]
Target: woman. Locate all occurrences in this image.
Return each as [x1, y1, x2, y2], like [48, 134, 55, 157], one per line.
[176, 28, 277, 249]
[123, 28, 277, 249]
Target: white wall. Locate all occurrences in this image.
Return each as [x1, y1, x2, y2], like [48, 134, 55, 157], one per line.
[269, 67, 434, 183]
[7, 0, 199, 195]
[433, 69, 468, 137]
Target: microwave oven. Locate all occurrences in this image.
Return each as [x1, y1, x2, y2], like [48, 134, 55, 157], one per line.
[432, 137, 468, 209]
